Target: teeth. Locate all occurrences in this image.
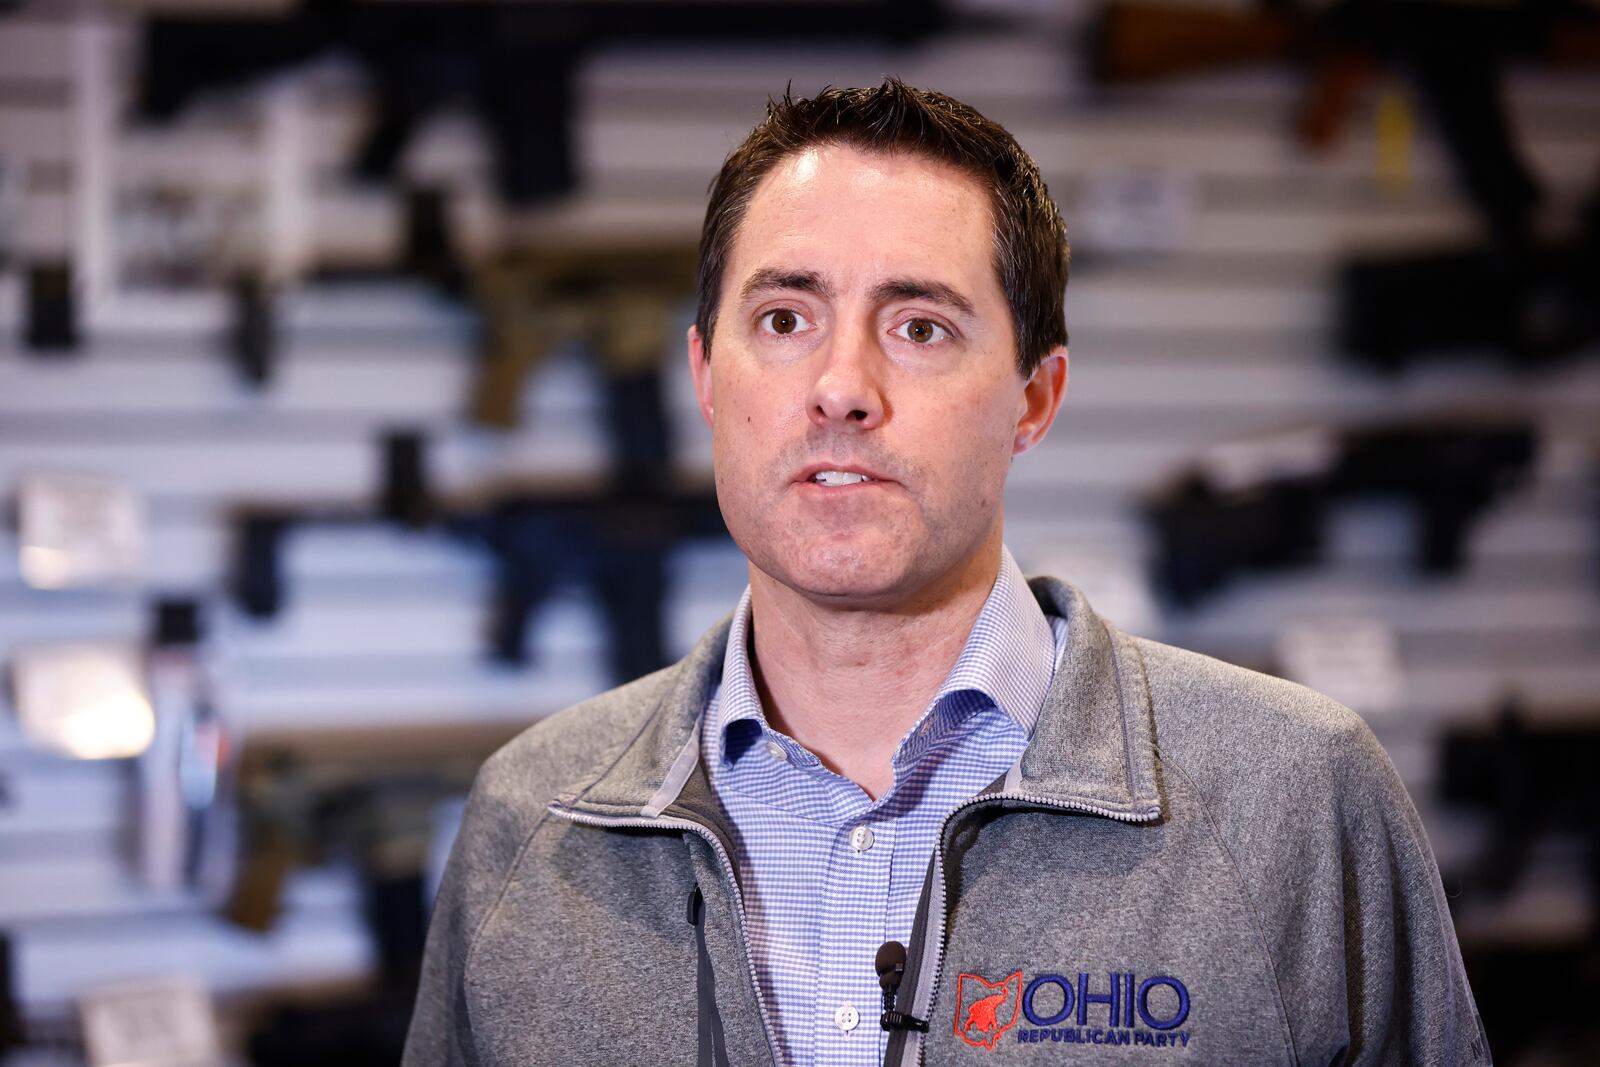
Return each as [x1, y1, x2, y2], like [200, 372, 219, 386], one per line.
[814, 470, 872, 486]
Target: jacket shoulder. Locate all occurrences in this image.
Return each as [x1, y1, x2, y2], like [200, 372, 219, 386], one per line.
[1131, 633, 1392, 803]
[1124, 636, 1484, 1064]
[422, 663, 685, 978]
[473, 661, 682, 818]
[402, 663, 694, 1067]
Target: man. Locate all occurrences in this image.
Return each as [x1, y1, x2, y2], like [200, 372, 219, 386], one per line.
[403, 80, 1488, 1066]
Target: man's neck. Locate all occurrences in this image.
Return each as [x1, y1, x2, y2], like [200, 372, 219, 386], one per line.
[746, 542, 1003, 800]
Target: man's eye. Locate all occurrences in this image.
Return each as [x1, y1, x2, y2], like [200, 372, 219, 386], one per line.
[895, 318, 950, 344]
[760, 308, 811, 336]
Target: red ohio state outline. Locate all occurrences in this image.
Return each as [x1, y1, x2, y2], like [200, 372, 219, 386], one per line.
[952, 971, 1024, 1050]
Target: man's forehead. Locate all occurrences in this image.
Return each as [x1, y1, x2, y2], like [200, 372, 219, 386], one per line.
[756, 143, 986, 212]
[725, 144, 1000, 305]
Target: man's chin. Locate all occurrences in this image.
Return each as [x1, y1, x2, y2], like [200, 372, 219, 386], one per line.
[765, 541, 922, 607]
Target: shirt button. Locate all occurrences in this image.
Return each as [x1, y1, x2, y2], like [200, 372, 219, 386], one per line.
[765, 741, 786, 762]
[834, 1003, 860, 1032]
[849, 826, 875, 852]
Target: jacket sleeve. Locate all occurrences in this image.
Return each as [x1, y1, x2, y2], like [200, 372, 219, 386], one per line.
[1326, 722, 1491, 1066]
[402, 750, 537, 1067]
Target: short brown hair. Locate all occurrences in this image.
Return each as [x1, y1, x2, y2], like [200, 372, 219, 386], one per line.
[694, 78, 1068, 376]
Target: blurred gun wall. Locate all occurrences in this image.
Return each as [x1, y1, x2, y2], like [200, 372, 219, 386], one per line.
[0, 1, 1598, 1064]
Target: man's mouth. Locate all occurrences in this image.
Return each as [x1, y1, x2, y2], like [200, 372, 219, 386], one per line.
[811, 470, 876, 487]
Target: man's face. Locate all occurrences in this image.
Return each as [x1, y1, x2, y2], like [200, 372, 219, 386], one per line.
[689, 144, 1065, 608]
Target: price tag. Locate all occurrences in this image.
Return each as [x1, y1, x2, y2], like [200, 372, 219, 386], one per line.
[1275, 616, 1404, 720]
[1074, 166, 1195, 256]
[114, 184, 256, 291]
[18, 473, 145, 589]
[79, 976, 222, 1067]
[1197, 428, 1339, 494]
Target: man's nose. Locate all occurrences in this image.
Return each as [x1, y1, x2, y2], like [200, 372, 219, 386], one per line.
[806, 323, 886, 430]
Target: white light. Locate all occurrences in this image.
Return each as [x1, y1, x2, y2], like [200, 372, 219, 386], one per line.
[11, 644, 156, 759]
[19, 545, 78, 590]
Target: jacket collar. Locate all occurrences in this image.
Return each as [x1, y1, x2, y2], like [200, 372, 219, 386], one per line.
[1012, 576, 1163, 821]
[553, 575, 1163, 823]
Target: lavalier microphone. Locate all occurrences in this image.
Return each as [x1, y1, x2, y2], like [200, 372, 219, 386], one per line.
[875, 941, 930, 1033]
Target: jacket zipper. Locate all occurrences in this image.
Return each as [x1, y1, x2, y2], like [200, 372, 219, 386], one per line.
[898, 790, 1159, 1066]
[546, 804, 784, 1065]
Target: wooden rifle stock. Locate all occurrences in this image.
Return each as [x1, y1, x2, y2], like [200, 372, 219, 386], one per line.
[1090, 1, 1301, 84]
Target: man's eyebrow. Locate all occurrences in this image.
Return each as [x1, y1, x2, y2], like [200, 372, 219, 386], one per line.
[869, 277, 977, 319]
[739, 268, 834, 303]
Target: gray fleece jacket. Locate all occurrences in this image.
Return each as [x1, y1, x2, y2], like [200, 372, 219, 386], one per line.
[402, 577, 1489, 1066]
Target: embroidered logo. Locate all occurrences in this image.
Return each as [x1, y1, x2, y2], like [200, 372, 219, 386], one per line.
[955, 968, 1196, 1050]
[953, 971, 1023, 1049]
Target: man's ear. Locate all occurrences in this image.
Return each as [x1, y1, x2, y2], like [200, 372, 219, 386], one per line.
[687, 324, 714, 429]
[1013, 346, 1068, 456]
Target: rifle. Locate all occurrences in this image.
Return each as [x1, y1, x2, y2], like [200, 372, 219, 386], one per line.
[1438, 695, 1600, 1067]
[226, 725, 513, 1067]
[1338, 204, 1600, 372]
[229, 431, 729, 681]
[469, 243, 698, 444]
[446, 485, 724, 679]
[1088, 2, 1303, 85]
[1439, 698, 1600, 906]
[136, 0, 948, 207]
[1145, 419, 1538, 608]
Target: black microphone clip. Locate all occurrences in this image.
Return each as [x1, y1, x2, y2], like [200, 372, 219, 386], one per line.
[874, 940, 930, 1033]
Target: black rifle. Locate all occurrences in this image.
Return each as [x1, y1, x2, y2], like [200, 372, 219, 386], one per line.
[136, 0, 947, 207]
[1146, 419, 1537, 608]
[1440, 698, 1600, 907]
[1439, 697, 1600, 1063]
[446, 486, 725, 680]
[229, 431, 729, 682]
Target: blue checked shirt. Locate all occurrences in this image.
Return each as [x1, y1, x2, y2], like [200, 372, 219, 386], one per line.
[700, 548, 1067, 1066]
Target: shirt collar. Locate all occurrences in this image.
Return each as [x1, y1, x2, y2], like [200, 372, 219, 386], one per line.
[714, 546, 1058, 768]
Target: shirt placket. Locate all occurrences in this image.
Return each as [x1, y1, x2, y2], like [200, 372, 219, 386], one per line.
[812, 800, 895, 1067]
